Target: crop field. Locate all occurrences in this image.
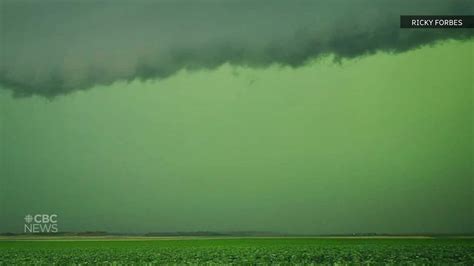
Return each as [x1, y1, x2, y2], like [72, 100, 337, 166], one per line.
[0, 237, 473, 264]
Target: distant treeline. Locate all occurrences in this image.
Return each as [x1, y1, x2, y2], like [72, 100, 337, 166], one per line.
[144, 231, 285, 237]
[1, 231, 473, 237]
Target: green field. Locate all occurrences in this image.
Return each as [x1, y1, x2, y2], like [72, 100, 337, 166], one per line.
[0, 238, 473, 264]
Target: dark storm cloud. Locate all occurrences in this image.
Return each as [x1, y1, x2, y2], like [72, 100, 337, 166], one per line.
[0, 0, 473, 97]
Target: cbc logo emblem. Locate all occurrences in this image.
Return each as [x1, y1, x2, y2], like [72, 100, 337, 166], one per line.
[24, 214, 58, 233]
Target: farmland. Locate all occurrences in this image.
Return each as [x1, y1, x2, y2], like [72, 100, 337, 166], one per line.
[0, 237, 473, 264]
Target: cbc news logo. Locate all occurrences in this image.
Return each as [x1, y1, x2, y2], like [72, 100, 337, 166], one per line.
[24, 214, 58, 233]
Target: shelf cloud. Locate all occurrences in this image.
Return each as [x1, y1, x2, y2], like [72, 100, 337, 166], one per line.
[1, 0, 473, 97]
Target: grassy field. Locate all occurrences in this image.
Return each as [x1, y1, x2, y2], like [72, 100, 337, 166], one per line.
[0, 237, 473, 264]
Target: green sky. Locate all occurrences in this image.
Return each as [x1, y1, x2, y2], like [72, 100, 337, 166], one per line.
[0, 39, 472, 234]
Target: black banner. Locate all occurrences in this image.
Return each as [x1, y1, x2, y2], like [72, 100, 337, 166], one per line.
[400, 16, 474, 28]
